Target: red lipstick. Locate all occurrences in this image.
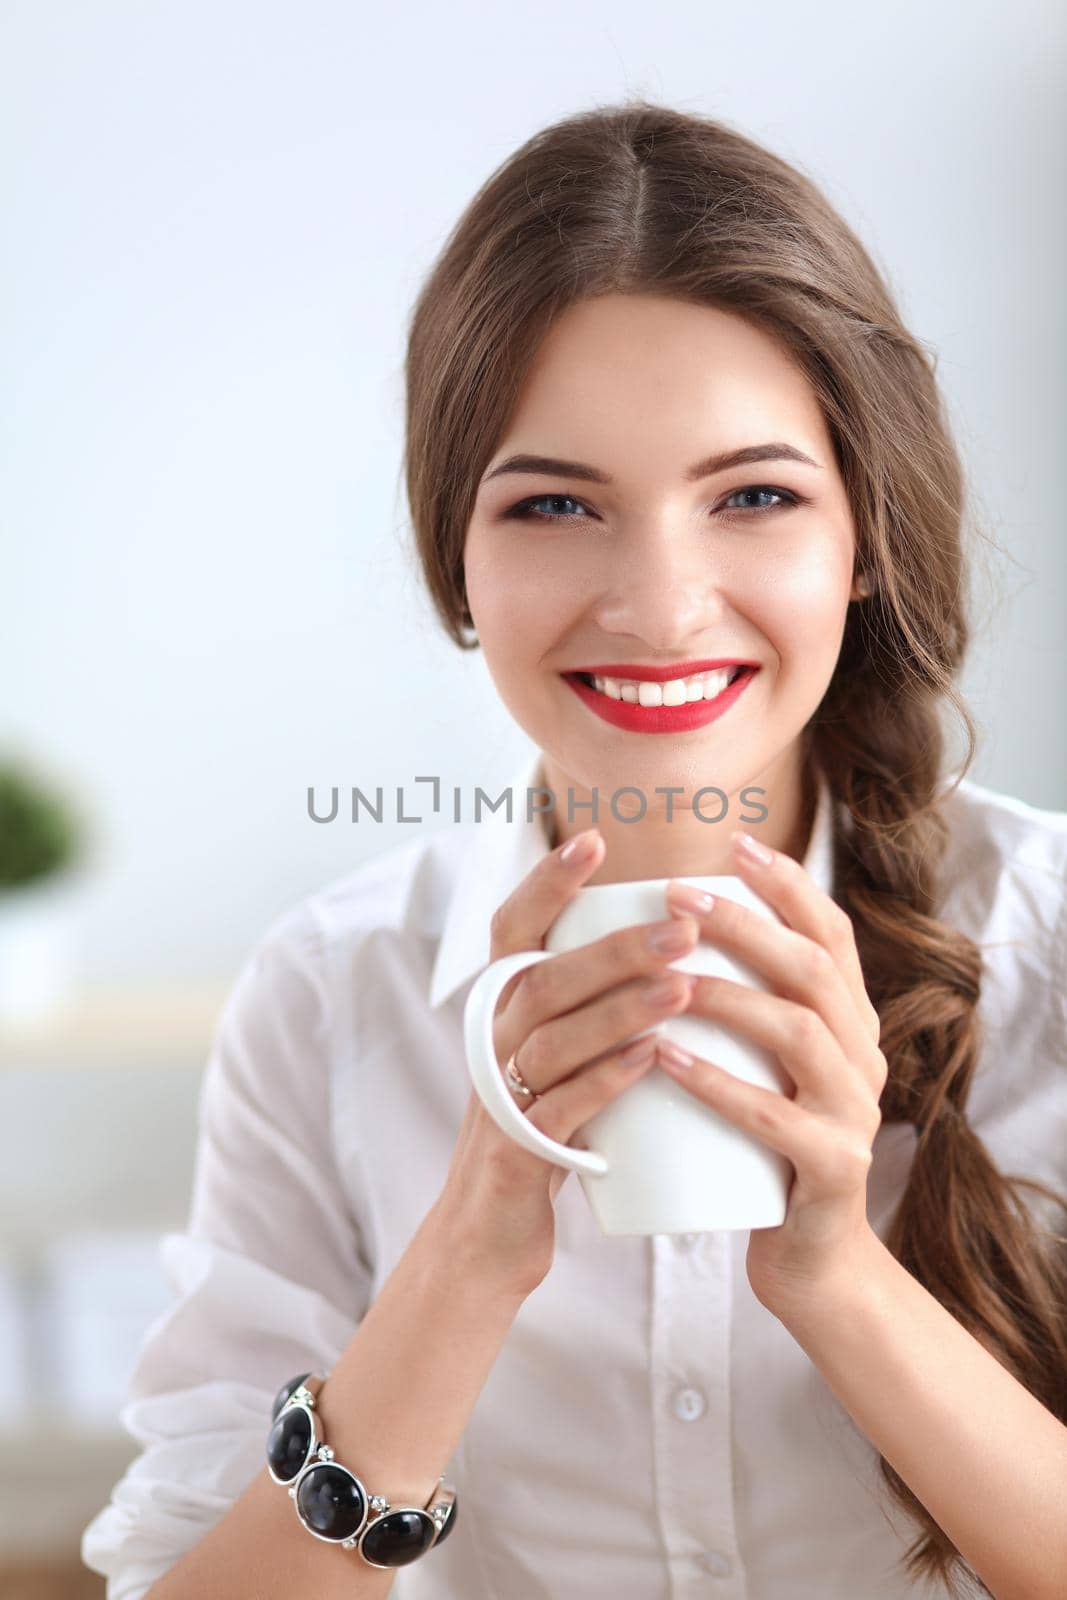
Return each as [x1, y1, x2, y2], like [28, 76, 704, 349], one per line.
[561, 664, 759, 734]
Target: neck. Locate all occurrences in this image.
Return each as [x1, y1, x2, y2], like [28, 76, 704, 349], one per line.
[538, 744, 819, 883]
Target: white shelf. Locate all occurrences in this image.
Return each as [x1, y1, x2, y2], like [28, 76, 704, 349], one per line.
[0, 984, 233, 1557]
[0, 1066, 201, 1488]
[0, 980, 232, 1068]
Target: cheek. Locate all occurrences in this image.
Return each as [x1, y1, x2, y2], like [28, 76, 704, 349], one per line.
[463, 536, 510, 645]
[464, 529, 579, 645]
[746, 547, 851, 658]
[467, 570, 551, 650]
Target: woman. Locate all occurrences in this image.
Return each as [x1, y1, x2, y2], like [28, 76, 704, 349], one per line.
[83, 100, 1067, 1600]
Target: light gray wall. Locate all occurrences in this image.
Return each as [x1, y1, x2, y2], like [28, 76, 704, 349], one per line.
[3, 0, 1064, 987]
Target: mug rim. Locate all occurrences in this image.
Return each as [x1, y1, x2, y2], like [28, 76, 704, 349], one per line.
[562, 872, 749, 899]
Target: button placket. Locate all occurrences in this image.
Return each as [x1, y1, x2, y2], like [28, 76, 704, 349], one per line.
[649, 1231, 743, 1595]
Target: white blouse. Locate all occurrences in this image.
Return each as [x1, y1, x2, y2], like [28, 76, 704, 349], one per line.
[82, 749, 1067, 1600]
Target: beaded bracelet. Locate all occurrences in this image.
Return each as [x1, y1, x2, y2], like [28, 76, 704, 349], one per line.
[266, 1371, 458, 1568]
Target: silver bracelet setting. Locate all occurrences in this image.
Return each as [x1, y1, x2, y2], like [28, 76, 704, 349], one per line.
[266, 1372, 458, 1568]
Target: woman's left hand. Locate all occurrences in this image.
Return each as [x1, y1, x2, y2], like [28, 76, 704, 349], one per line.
[661, 829, 888, 1319]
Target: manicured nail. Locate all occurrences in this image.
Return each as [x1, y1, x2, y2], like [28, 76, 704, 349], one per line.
[619, 1033, 657, 1067]
[560, 828, 599, 865]
[648, 919, 697, 955]
[732, 830, 773, 866]
[669, 883, 715, 915]
[658, 1038, 694, 1070]
[644, 973, 692, 1006]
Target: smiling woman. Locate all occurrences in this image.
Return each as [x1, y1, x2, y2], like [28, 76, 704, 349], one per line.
[82, 98, 1067, 1600]
[398, 99, 1067, 1598]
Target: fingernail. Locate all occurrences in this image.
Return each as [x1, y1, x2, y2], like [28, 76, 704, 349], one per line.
[644, 974, 690, 1006]
[619, 1033, 657, 1067]
[560, 828, 599, 865]
[648, 919, 696, 955]
[658, 1038, 694, 1070]
[732, 830, 773, 865]
[669, 883, 715, 915]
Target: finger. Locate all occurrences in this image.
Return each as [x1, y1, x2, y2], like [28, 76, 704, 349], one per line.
[727, 834, 879, 1041]
[665, 884, 877, 1083]
[489, 827, 606, 1013]
[509, 965, 696, 1095]
[489, 827, 605, 964]
[685, 977, 871, 1118]
[500, 912, 699, 1056]
[657, 1039, 875, 1195]
[523, 1031, 662, 1150]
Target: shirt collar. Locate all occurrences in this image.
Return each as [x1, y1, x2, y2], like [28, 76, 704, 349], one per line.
[429, 748, 837, 1010]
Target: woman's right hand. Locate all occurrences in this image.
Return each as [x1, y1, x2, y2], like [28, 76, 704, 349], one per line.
[433, 826, 700, 1300]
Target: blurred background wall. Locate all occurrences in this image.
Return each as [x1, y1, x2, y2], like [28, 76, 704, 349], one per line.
[1, 0, 1063, 1593]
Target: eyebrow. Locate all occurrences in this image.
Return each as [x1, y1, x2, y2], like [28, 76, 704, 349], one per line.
[480, 440, 823, 487]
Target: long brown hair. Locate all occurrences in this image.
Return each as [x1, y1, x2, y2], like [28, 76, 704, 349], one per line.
[399, 98, 1067, 1597]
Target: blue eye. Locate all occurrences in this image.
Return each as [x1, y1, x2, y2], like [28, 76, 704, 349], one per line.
[723, 487, 799, 517]
[505, 485, 803, 524]
[507, 494, 590, 522]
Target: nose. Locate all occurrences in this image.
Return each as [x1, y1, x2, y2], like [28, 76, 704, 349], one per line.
[591, 526, 727, 649]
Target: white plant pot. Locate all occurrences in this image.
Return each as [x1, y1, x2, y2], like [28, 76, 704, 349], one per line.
[0, 876, 80, 1027]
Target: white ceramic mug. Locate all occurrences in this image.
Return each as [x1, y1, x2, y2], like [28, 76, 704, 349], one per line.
[463, 875, 792, 1237]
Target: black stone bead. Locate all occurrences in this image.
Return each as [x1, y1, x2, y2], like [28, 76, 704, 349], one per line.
[265, 1405, 313, 1482]
[296, 1463, 367, 1542]
[433, 1496, 457, 1547]
[361, 1508, 437, 1567]
[271, 1371, 313, 1422]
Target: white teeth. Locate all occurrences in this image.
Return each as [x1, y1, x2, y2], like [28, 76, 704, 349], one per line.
[589, 667, 741, 706]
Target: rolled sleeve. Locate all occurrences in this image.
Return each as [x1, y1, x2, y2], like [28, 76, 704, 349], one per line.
[81, 902, 373, 1598]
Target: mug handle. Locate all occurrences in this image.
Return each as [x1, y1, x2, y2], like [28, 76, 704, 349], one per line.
[463, 951, 610, 1177]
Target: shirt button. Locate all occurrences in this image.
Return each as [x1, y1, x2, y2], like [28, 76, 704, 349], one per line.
[701, 1550, 733, 1577]
[671, 1385, 707, 1421]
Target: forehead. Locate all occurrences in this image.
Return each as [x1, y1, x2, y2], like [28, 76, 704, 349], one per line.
[496, 294, 831, 470]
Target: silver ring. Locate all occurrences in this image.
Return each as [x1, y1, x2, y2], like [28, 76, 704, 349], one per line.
[504, 1051, 539, 1102]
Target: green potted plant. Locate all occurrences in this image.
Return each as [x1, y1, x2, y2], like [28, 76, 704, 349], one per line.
[0, 756, 89, 1026]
